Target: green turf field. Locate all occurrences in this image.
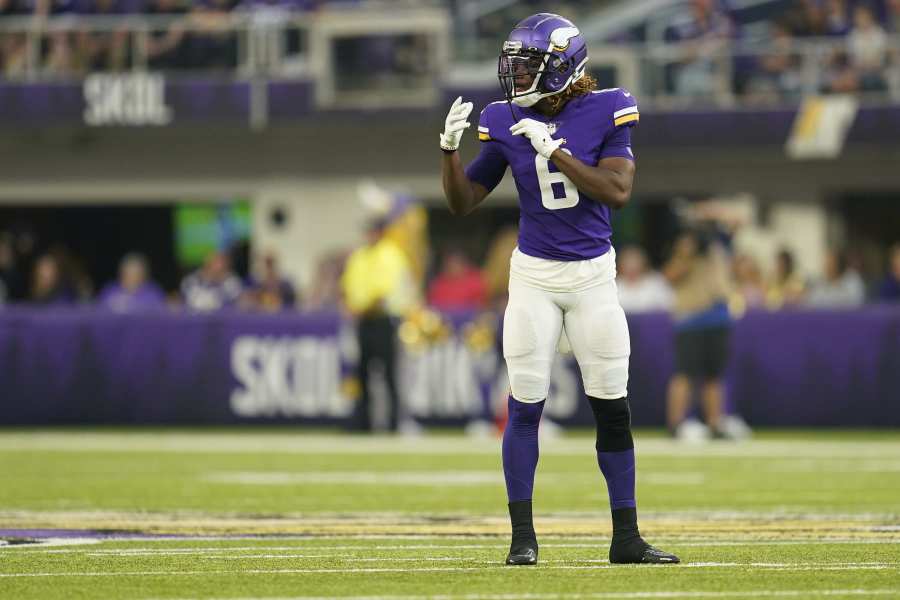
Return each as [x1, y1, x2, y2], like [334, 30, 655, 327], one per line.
[1, 429, 899, 599]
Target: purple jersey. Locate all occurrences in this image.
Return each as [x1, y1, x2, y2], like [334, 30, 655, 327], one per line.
[465, 87, 638, 262]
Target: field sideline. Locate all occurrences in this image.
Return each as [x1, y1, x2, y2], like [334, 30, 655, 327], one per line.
[1, 429, 898, 599]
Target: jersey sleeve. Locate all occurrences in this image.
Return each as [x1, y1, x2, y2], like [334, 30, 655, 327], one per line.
[611, 88, 639, 128]
[599, 88, 638, 161]
[465, 105, 508, 192]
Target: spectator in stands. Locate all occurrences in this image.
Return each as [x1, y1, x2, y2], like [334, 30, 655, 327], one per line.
[785, 0, 826, 37]
[806, 249, 865, 307]
[30, 253, 76, 305]
[766, 248, 806, 308]
[146, 0, 189, 70]
[97, 253, 166, 312]
[0, 0, 30, 78]
[243, 252, 297, 312]
[732, 253, 766, 309]
[341, 216, 415, 432]
[876, 242, 900, 302]
[847, 5, 889, 90]
[183, 0, 238, 70]
[76, 0, 135, 72]
[427, 248, 488, 312]
[889, 0, 900, 32]
[823, 0, 851, 36]
[305, 249, 349, 310]
[746, 20, 803, 104]
[0, 233, 22, 304]
[482, 226, 518, 310]
[180, 250, 243, 310]
[664, 230, 734, 439]
[666, 0, 735, 100]
[615, 245, 673, 313]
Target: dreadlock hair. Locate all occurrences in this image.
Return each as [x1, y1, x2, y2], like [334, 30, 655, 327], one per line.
[542, 73, 598, 116]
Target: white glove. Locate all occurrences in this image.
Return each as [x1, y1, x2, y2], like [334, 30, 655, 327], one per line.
[439, 96, 474, 152]
[509, 118, 566, 159]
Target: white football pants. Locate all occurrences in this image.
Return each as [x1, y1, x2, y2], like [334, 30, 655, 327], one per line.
[503, 249, 630, 402]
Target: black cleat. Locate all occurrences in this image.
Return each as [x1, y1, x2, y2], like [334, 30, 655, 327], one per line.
[505, 542, 538, 565]
[609, 537, 680, 564]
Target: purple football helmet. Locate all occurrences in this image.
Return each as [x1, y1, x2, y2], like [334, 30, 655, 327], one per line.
[498, 13, 589, 108]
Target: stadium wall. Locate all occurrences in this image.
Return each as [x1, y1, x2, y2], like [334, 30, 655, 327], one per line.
[1, 308, 898, 428]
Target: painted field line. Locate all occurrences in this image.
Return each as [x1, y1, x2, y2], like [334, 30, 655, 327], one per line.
[143, 591, 900, 600]
[4, 508, 897, 522]
[3, 433, 900, 459]
[2, 562, 898, 577]
[142, 590, 900, 600]
[8, 537, 900, 556]
[205, 471, 706, 487]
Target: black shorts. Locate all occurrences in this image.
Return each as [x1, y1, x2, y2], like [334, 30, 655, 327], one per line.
[675, 326, 731, 379]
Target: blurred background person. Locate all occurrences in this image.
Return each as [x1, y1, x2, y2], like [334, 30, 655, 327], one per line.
[97, 253, 166, 312]
[0, 233, 20, 305]
[482, 226, 519, 311]
[243, 252, 297, 312]
[663, 230, 734, 439]
[732, 253, 766, 310]
[876, 242, 900, 302]
[305, 249, 349, 311]
[806, 249, 865, 308]
[766, 248, 806, 309]
[180, 250, 243, 311]
[615, 245, 673, 313]
[340, 216, 416, 433]
[427, 247, 487, 312]
[30, 253, 76, 305]
[665, 0, 735, 100]
[146, 0, 190, 70]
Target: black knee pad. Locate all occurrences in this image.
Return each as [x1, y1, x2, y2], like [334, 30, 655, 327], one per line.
[588, 396, 634, 452]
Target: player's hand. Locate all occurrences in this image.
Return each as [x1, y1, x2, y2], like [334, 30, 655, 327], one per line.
[509, 118, 565, 159]
[439, 96, 473, 152]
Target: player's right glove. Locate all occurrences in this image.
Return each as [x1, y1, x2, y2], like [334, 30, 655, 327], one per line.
[439, 96, 474, 152]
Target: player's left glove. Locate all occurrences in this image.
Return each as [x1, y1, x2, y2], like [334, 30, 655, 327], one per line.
[509, 118, 566, 159]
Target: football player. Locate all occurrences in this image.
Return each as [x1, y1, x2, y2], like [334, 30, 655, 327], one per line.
[439, 13, 680, 566]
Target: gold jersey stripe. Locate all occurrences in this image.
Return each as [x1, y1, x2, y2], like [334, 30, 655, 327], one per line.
[614, 114, 640, 127]
[614, 113, 640, 126]
[478, 132, 492, 141]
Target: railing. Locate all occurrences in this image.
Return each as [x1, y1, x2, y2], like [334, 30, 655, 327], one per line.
[0, 8, 451, 111]
[0, 12, 898, 110]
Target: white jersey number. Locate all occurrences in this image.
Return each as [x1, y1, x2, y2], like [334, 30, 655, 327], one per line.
[535, 149, 579, 210]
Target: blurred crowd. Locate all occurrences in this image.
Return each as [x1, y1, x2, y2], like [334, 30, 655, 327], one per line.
[0, 0, 363, 76]
[0, 228, 298, 312]
[2, 222, 899, 313]
[661, 0, 900, 102]
[1, 0, 898, 102]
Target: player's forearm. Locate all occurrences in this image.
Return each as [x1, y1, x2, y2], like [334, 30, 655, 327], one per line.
[441, 151, 479, 216]
[550, 151, 631, 209]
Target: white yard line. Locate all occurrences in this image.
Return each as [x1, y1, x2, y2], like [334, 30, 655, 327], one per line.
[1, 433, 899, 459]
[204, 471, 706, 487]
[3, 509, 898, 525]
[1, 562, 898, 577]
[139, 591, 900, 600]
[5, 537, 900, 555]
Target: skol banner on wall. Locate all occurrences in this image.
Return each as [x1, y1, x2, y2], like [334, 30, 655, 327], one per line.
[0, 307, 898, 427]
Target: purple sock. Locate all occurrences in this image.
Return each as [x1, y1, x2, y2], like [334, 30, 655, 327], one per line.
[598, 449, 636, 510]
[589, 397, 637, 511]
[502, 396, 544, 502]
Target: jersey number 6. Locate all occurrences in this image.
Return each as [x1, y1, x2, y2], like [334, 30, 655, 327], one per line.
[535, 149, 579, 210]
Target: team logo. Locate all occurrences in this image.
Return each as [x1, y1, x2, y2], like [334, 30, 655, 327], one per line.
[548, 122, 559, 135]
[549, 26, 579, 51]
